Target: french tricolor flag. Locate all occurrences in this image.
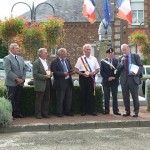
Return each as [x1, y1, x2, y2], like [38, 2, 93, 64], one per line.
[116, 0, 132, 24]
[83, 0, 96, 24]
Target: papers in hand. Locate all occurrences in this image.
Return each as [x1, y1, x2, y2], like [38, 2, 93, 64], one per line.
[129, 64, 139, 74]
[46, 70, 52, 78]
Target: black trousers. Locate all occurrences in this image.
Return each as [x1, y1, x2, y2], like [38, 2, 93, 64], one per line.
[7, 85, 23, 116]
[79, 75, 96, 114]
[103, 84, 119, 113]
[56, 80, 72, 115]
[35, 79, 51, 116]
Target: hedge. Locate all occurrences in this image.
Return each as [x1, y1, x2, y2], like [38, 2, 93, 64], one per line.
[147, 84, 150, 111]
[0, 84, 104, 116]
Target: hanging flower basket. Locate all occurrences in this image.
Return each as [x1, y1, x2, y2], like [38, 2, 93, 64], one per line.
[130, 30, 148, 46]
[0, 17, 25, 43]
[42, 16, 64, 47]
[22, 22, 45, 59]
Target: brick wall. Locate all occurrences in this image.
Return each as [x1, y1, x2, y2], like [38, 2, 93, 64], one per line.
[55, 22, 100, 65]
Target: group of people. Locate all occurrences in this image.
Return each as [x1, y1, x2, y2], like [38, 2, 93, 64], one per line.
[3, 42, 143, 119]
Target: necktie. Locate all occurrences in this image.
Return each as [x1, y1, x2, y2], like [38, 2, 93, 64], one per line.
[61, 60, 68, 72]
[15, 55, 20, 68]
[126, 55, 129, 76]
[61, 60, 69, 79]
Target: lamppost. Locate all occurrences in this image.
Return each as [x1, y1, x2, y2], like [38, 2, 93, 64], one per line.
[11, 1, 55, 22]
[139, 21, 150, 29]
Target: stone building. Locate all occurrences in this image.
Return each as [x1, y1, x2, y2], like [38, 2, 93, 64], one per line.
[22, 0, 150, 64]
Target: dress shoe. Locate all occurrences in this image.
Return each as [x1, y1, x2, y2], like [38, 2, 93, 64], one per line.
[42, 115, 50, 118]
[90, 112, 97, 116]
[133, 114, 138, 117]
[36, 115, 43, 119]
[14, 114, 24, 118]
[103, 112, 109, 115]
[114, 112, 121, 116]
[57, 114, 63, 117]
[81, 113, 86, 116]
[123, 113, 130, 117]
[65, 112, 74, 116]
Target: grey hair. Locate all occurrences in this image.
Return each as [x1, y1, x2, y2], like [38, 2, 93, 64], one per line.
[83, 44, 92, 51]
[37, 48, 47, 56]
[9, 43, 19, 51]
[121, 44, 129, 50]
[57, 48, 67, 56]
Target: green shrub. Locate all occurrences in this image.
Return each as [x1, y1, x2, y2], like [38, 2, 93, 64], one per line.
[147, 85, 150, 111]
[0, 85, 104, 116]
[0, 80, 7, 98]
[21, 86, 104, 116]
[0, 97, 13, 126]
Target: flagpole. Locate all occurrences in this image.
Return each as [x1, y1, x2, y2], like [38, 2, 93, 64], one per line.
[95, 7, 102, 21]
[120, 19, 123, 54]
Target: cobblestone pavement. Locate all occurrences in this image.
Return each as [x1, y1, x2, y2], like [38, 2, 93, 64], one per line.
[0, 127, 150, 150]
[12, 106, 150, 126]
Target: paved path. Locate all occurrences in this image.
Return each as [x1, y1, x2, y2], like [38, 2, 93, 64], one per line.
[0, 127, 150, 150]
[11, 106, 150, 126]
[0, 106, 150, 133]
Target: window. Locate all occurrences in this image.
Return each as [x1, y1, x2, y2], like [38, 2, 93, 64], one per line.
[0, 62, 4, 70]
[146, 67, 150, 75]
[51, 48, 57, 57]
[131, 0, 144, 25]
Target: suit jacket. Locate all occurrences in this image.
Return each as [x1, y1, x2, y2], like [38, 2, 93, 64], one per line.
[117, 53, 143, 85]
[100, 57, 120, 87]
[33, 58, 51, 92]
[50, 57, 73, 90]
[4, 54, 26, 86]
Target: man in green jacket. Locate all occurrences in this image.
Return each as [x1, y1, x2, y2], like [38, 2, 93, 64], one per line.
[33, 48, 52, 119]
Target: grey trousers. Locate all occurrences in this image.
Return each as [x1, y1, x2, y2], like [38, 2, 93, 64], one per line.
[35, 79, 51, 116]
[121, 77, 139, 114]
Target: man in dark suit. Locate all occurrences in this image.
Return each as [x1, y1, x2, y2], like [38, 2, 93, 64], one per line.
[50, 48, 73, 117]
[100, 48, 121, 115]
[33, 48, 52, 119]
[117, 44, 143, 117]
[4, 43, 26, 118]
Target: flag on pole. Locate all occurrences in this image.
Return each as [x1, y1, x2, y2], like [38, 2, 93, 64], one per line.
[103, 0, 110, 25]
[116, 0, 132, 24]
[83, 0, 96, 24]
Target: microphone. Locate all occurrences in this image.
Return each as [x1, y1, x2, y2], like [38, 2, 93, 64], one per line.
[120, 54, 126, 62]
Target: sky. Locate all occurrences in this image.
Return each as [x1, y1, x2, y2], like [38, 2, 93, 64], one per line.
[0, 0, 46, 20]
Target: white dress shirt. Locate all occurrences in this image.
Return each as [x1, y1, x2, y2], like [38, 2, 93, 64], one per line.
[39, 57, 48, 71]
[75, 55, 100, 72]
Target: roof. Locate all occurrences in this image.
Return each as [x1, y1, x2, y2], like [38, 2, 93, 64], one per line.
[22, 0, 114, 22]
